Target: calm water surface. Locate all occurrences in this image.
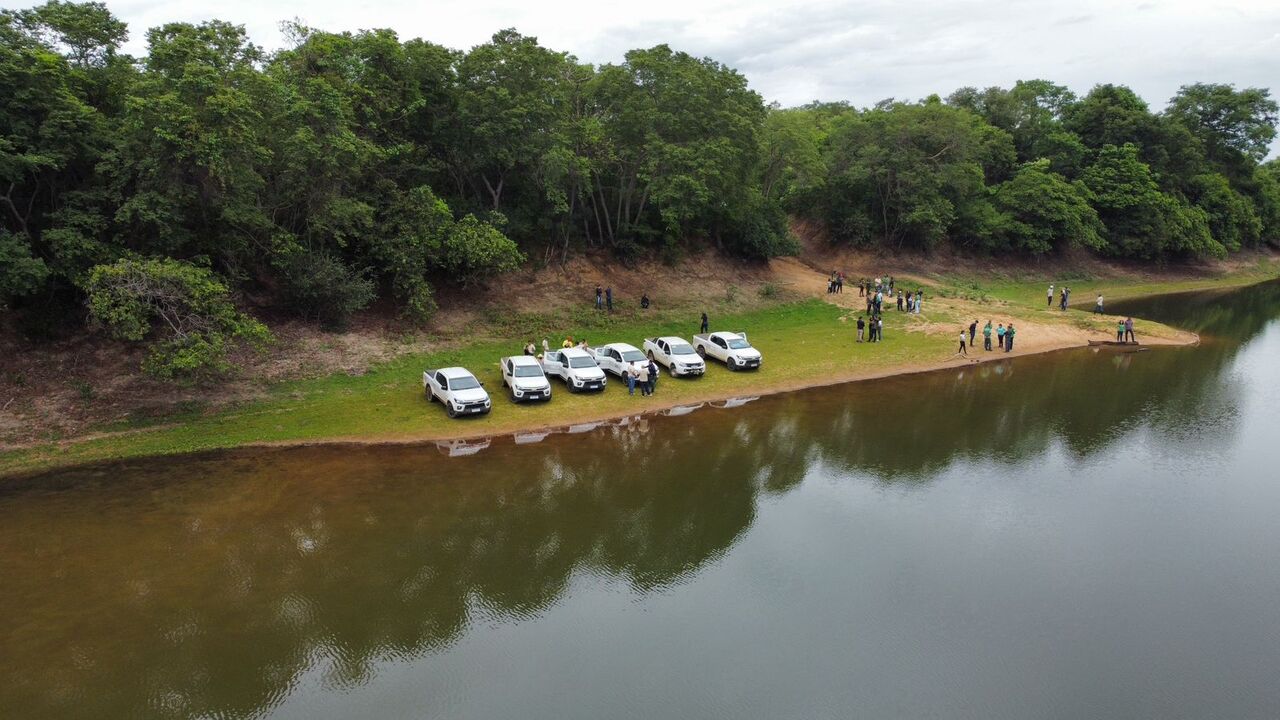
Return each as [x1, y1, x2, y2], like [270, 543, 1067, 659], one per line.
[4, 282, 1280, 719]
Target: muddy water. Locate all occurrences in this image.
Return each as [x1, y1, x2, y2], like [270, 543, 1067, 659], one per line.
[4, 282, 1280, 719]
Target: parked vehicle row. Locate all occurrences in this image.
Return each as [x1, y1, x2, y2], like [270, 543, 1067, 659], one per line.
[424, 332, 763, 418]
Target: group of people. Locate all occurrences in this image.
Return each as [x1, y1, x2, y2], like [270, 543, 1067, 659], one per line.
[855, 314, 884, 342]
[595, 285, 652, 310]
[957, 320, 1018, 356]
[1047, 284, 1074, 311]
[1116, 317, 1136, 343]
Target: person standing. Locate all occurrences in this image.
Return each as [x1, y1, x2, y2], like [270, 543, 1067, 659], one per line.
[1060, 287, 1068, 311]
[595, 285, 603, 310]
[647, 358, 659, 395]
[542, 338, 550, 354]
[1005, 324, 1016, 352]
[606, 286, 613, 311]
[700, 312, 709, 334]
[1124, 317, 1135, 343]
[877, 316, 885, 342]
[627, 362, 639, 395]
[958, 329, 968, 356]
[997, 323, 1006, 350]
[1117, 319, 1126, 342]
[1047, 284, 1055, 308]
[1095, 294, 1104, 314]
[641, 292, 651, 309]
[637, 361, 651, 396]
[897, 293, 904, 311]
[983, 320, 993, 351]
[524, 341, 537, 356]
[969, 319, 977, 346]
[857, 316, 866, 342]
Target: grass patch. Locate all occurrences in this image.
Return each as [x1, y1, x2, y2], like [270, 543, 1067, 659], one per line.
[3, 260, 1276, 478]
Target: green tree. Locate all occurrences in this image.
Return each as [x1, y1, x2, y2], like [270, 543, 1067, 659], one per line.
[990, 160, 1104, 254]
[1166, 84, 1278, 169]
[1188, 172, 1262, 251]
[0, 229, 50, 303]
[1082, 144, 1222, 258]
[822, 98, 1014, 248]
[83, 257, 270, 378]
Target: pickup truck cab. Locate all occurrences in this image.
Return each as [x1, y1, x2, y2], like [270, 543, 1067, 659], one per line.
[643, 336, 705, 377]
[541, 347, 608, 392]
[693, 331, 762, 370]
[423, 367, 492, 418]
[500, 355, 553, 402]
[590, 342, 647, 378]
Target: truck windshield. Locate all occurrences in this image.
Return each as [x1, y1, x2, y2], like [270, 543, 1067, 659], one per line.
[670, 344, 695, 355]
[568, 357, 597, 369]
[727, 338, 751, 349]
[513, 366, 542, 378]
[450, 376, 480, 390]
[621, 350, 645, 362]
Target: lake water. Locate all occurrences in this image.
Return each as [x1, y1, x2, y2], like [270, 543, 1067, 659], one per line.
[4, 282, 1280, 719]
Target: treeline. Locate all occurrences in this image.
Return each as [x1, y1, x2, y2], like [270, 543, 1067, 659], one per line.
[2, 2, 1278, 376]
[771, 82, 1280, 257]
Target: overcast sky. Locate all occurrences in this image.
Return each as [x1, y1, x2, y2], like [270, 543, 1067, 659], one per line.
[16, 0, 1280, 112]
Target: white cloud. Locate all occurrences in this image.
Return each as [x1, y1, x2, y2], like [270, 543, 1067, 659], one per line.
[27, 0, 1280, 116]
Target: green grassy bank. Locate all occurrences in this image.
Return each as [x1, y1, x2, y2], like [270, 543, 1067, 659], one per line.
[2, 264, 1277, 478]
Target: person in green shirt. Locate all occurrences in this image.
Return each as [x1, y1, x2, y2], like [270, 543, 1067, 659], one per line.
[982, 320, 993, 351]
[1005, 324, 1016, 352]
[1117, 319, 1126, 342]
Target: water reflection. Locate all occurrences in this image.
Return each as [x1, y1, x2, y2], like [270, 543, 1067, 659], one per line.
[2, 281, 1279, 719]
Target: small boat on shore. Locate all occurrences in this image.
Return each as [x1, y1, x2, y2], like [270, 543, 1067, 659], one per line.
[1088, 340, 1149, 352]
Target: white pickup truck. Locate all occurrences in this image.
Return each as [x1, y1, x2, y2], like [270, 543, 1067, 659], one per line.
[693, 331, 762, 370]
[500, 355, 552, 402]
[643, 336, 705, 377]
[589, 342, 647, 378]
[423, 367, 492, 418]
[540, 347, 608, 392]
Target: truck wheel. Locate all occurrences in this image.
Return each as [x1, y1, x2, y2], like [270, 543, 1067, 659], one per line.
[446, 405, 457, 418]
[426, 389, 434, 401]
[647, 351, 655, 361]
[509, 387, 518, 402]
[696, 346, 706, 358]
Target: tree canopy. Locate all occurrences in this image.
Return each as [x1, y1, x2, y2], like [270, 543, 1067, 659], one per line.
[2, 2, 1278, 375]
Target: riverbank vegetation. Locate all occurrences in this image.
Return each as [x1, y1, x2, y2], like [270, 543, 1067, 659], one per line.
[7, 261, 1276, 478]
[3, 2, 1279, 380]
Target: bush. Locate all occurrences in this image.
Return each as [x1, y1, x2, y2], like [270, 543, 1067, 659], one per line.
[280, 253, 375, 329]
[82, 258, 270, 380]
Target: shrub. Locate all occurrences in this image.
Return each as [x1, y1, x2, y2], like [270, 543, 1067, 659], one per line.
[82, 258, 270, 380]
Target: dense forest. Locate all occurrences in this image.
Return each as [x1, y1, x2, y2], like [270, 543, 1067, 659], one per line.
[2, 2, 1278, 376]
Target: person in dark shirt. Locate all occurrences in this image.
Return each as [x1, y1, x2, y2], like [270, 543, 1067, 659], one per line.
[856, 316, 866, 342]
[969, 320, 977, 346]
[605, 286, 613, 311]
[640, 293, 650, 309]
[700, 312, 709, 333]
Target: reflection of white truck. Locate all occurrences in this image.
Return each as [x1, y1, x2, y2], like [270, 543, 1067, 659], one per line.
[540, 347, 608, 392]
[500, 355, 552, 402]
[693, 331, 762, 370]
[423, 367, 492, 418]
[643, 336, 705, 377]
[589, 342, 647, 378]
